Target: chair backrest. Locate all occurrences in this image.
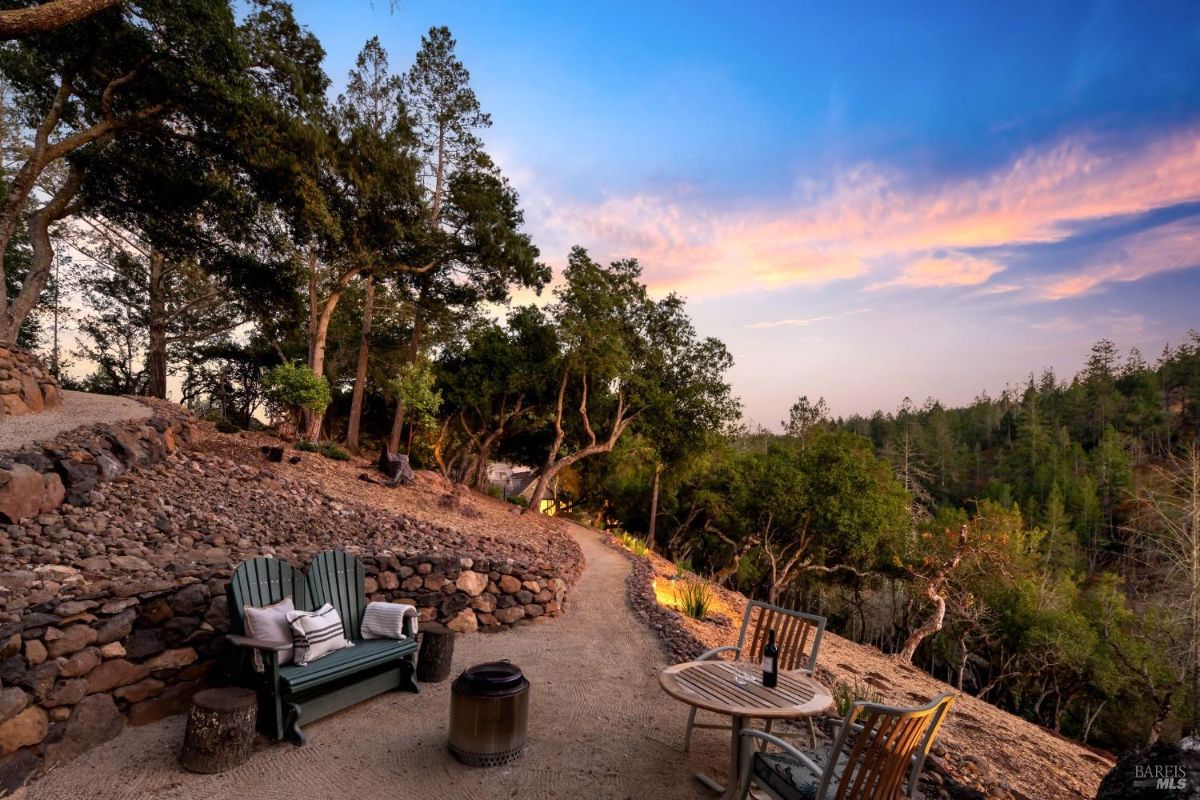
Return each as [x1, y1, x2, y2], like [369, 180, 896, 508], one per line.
[819, 693, 955, 800]
[227, 556, 309, 636]
[305, 549, 367, 641]
[737, 600, 826, 673]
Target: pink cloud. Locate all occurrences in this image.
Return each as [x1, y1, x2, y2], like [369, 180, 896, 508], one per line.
[1038, 217, 1200, 299]
[526, 128, 1200, 298]
[868, 255, 1004, 290]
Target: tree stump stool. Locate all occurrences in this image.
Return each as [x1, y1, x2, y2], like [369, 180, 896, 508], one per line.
[179, 687, 258, 774]
[417, 623, 455, 683]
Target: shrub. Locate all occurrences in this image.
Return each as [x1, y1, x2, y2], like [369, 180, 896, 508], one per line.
[673, 557, 693, 576]
[614, 530, 648, 555]
[215, 418, 240, 434]
[675, 579, 713, 620]
[832, 679, 885, 717]
[486, 485, 503, 499]
[263, 362, 331, 432]
[295, 440, 320, 453]
[628, 538, 648, 556]
[319, 442, 351, 461]
[506, 495, 529, 508]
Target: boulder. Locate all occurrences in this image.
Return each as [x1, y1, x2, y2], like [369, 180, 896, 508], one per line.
[0, 706, 47, 755]
[43, 694, 123, 767]
[0, 464, 46, 524]
[446, 609, 478, 634]
[498, 574, 521, 594]
[455, 571, 488, 597]
[0, 689, 29, 725]
[45, 626, 97, 659]
[84, 659, 150, 694]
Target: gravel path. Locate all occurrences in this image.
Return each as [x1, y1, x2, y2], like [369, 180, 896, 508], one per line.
[0, 391, 150, 451]
[22, 524, 730, 800]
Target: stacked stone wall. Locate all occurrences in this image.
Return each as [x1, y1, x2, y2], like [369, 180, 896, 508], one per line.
[0, 346, 62, 417]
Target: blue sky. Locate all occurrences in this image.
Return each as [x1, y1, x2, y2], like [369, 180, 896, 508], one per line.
[295, 0, 1200, 425]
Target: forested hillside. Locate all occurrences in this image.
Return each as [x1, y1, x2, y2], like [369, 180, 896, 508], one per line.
[592, 335, 1200, 753]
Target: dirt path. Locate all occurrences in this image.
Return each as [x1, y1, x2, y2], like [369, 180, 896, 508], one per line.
[22, 524, 729, 800]
[0, 391, 149, 450]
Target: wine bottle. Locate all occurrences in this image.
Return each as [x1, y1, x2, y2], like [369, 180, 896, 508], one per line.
[762, 629, 779, 688]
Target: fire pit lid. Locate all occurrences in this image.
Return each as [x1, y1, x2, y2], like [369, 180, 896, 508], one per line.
[453, 661, 527, 697]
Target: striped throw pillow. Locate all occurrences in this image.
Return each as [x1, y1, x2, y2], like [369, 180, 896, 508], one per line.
[287, 603, 351, 666]
[361, 601, 417, 640]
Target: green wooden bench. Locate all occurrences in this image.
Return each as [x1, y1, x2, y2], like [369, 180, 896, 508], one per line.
[226, 549, 419, 745]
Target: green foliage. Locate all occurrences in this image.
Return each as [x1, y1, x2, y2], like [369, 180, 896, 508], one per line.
[215, 418, 241, 434]
[832, 680, 885, 717]
[263, 362, 332, 423]
[295, 440, 320, 453]
[506, 495, 529, 509]
[675, 580, 714, 620]
[674, 557, 694, 576]
[386, 362, 441, 431]
[614, 530, 649, 556]
[319, 442, 351, 461]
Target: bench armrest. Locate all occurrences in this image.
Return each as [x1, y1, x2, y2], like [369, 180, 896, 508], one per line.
[228, 634, 290, 652]
[403, 613, 418, 638]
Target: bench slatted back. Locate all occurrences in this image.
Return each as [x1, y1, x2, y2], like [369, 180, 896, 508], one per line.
[306, 550, 367, 642]
[739, 600, 826, 673]
[227, 556, 309, 636]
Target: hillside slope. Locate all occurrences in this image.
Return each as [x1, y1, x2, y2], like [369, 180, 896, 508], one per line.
[620, 544, 1114, 800]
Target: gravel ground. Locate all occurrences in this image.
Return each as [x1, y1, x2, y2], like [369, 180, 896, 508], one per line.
[0, 391, 150, 451]
[20, 524, 732, 800]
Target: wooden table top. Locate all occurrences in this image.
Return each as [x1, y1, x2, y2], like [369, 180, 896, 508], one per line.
[659, 661, 834, 719]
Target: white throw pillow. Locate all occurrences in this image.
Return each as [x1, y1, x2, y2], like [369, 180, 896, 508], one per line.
[244, 596, 296, 665]
[287, 603, 351, 666]
[360, 601, 417, 640]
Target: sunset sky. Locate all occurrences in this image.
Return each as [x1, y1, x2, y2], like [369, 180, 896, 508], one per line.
[299, 0, 1200, 426]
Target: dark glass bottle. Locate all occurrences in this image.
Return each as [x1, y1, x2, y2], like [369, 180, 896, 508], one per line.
[762, 629, 779, 688]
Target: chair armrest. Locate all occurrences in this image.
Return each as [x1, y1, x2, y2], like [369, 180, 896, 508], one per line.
[228, 634, 290, 652]
[739, 730, 823, 775]
[403, 611, 418, 638]
[695, 645, 740, 661]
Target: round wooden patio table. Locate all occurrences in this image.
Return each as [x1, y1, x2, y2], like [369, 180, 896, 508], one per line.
[659, 661, 834, 800]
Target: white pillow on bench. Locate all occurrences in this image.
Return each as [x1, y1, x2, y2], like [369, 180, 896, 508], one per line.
[287, 603, 352, 666]
[244, 596, 296, 665]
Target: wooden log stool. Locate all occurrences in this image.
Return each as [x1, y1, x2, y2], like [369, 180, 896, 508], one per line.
[417, 623, 455, 683]
[179, 687, 258, 773]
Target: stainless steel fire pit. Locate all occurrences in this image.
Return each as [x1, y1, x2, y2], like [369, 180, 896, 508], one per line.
[448, 661, 529, 767]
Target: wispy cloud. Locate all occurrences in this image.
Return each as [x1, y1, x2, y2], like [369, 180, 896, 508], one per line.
[527, 127, 1200, 298]
[868, 255, 1004, 290]
[1036, 216, 1200, 299]
[746, 308, 870, 330]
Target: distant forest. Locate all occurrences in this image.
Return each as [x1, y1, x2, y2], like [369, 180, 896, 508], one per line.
[591, 334, 1200, 752]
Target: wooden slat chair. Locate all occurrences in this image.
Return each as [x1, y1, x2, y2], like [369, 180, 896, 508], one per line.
[227, 550, 418, 745]
[734, 693, 955, 800]
[684, 600, 827, 751]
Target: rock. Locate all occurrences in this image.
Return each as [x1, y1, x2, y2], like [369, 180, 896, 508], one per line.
[378, 571, 399, 590]
[127, 680, 199, 726]
[46, 625, 97, 659]
[0, 746, 39, 795]
[44, 679, 88, 708]
[94, 609, 135, 645]
[401, 576, 423, 592]
[113, 678, 164, 704]
[40, 473, 65, 514]
[169, 583, 208, 616]
[0, 706, 47, 755]
[58, 648, 101, 678]
[469, 594, 497, 613]
[455, 571, 488, 597]
[0, 634, 19, 660]
[0, 464, 43, 523]
[84, 659, 150, 694]
[23, 640, 46, 667]
[0, 688, 29, 725]
[143, 647, 197, 671]
[121, 628, 165, 659]
[493, 605, 525, 624]
[98, 642, 125, 659]
[110, 555, 152, 572]
[446, 609, 478, 634]
[498, 574, 521, 594]
[43, 694, 123, 767]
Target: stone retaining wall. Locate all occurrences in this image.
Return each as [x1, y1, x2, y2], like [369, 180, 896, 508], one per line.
[0, 401, 577, 792]
[0, 346, 62, 417]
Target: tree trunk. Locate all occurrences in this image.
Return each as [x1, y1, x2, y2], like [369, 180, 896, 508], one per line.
[345, 274, 375, 454]
[0, 0, 120, 39]
[387, 305, 426, 452]
[899, 581, 947, 662]
[647, 461, 663, 553]
[179, 688, 257, 774]
[146, 250, 168, 399]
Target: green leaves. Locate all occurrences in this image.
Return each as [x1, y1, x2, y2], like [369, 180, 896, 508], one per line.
[264, 362, 331, 416]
